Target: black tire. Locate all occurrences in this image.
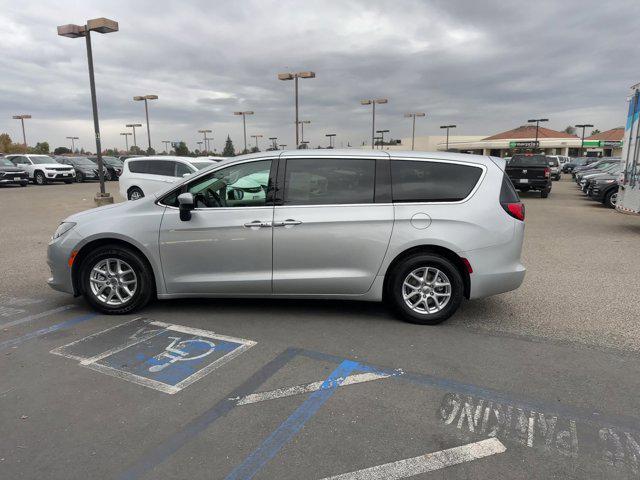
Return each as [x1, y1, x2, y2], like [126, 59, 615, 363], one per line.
[387, 253, 464, 325]
[104, 170, 112, 181]
[541, 189, 550, 198]
[64, 180, 73, 184]
[604, 189, 618, 209]
[128, 186, 144, 201]
[76, 171, 84, 183]
[34, 171, 46, 185]
[20, 181, 27, 187]
[79, 245, 154, 314]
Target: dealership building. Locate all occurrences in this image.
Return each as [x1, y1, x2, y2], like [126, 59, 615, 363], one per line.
[387, 125, 624, 157]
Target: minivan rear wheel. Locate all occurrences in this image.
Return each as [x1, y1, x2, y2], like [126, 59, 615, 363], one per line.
[387, 253, 463, 325]
[128, 187, 144, 201]
[79, 245, 154, 314]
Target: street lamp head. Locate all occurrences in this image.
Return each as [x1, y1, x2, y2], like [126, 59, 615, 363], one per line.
[66, 136, 79, 140]
[360, 99, 372, 105]
[298, 120, 311, 124]
[126, 123, 142, 128]
[375, 98, 388, 104]
[298, 71, 316, 78]
[134, 95, 158, 101]
[57, 24, 86, 38]
[198, 129, 212, 133]
[277, 73, 294, 81]
[325, 133, 336, 137]
[145, 95, 158, 100]
[12, 114, 32, 119]
[87, 18, 118, 34]
[233, 111, 254, 115]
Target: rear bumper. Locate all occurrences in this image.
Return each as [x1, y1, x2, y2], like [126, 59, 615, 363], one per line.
[511, 179, 550, 190]
[463, 222, 526, 299]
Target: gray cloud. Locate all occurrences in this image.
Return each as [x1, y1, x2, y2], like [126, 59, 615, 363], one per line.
[0, 0, 638, 152]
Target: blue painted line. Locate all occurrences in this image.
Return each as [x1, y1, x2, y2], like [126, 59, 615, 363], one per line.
[0, 313, 97, 352]
[224, 359, 361, 480]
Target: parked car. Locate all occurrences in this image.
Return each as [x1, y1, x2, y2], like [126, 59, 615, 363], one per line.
[563, 157, 593, 173]
[580, 163, 621, 193]
[505, 154, 552, 198]
[575, 159, 620, 185]
[547, 155, 570, 174]
[119, 156, 215, 200]
[56, 156, 101, 182]
[6, 154, 75, 185]
[547, 156, 561, 181]
[47, 150, 525, 325]
[588, 170, 621, 208]
[87, 156, 123, 180]
[118, 154, 144, 162]
[0, 157, 29, 187]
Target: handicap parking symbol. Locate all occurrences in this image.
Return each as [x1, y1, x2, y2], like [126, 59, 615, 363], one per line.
[51, 318, 256, 394]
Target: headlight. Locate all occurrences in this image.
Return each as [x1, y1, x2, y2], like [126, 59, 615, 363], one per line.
[52, 222, 76, 240]
[604, 179, 616, 184]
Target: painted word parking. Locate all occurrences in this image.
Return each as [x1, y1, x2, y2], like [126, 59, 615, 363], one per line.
[51, 318, 256, 394]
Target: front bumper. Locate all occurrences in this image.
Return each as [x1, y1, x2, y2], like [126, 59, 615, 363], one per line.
[0, 176, 28, 184]
[45, 170, 76, 180]
[47, 231, 81, 295]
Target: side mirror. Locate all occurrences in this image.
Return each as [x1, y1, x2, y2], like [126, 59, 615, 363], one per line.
[178, 192, 194, 221]
[182, 173, 191, 178]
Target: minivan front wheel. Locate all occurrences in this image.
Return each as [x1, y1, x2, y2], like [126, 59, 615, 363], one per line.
[79, 245, 154, 314]
[388, 253, 463, 325]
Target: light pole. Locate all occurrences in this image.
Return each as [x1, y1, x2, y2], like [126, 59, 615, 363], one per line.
[120, 132, 131, 152]
[57, 17, 118, 206]
[361, 98, 388, 149]
[126, 123, 142, 148]
[277, 71, 315, 147]
[325, 133, 336, 148]
[527, 118, 548, 151]
[404, 112, 426, 150]
[133, 95, 158, 152]
[12, 115, 31, 147]
[162, 140, 171, 154]
[575, 123, 594, 157]
[269, 137, 278, 150]
[298, 120, 310, 143]
[279, 144, 287, 150]
[250, 134, 263, 151]
[440, 124, 457, 151]
[196, 141, 203, 153]
[198, 129, 212, 154]
[376, 129, 389, 149]
[66, 136, 79, 153]
[233, 111, 254, 153]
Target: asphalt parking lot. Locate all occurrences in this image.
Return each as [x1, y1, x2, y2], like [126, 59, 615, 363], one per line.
[2, 178, 640, 479]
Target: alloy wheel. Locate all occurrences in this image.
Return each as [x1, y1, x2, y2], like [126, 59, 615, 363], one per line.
[89, 258, 138, 306]
[402, 267, 451, 314]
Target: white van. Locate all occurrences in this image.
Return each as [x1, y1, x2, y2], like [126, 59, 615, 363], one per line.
[119, 156, 215, 200]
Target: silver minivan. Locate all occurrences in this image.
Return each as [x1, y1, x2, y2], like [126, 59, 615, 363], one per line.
[47, 150, 526, 324]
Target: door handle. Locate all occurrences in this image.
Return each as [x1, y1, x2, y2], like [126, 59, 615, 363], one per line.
[273, 219, 302, 227]
[243, 220, 271, 228]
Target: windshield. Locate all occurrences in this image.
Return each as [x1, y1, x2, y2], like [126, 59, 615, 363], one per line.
[190, 161, 214, 170]
[71, 158, 96, 166]
[1, 158, 16, 166]
[30, 155, 56, 164]
[103, 157, 123, 167]
[509, 155, 548, 166]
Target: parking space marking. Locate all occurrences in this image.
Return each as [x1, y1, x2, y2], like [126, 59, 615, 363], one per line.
[118, 348, 301, 480]
[0, 305, 25, 317]
[235, 371, 397, 406]
[319, 438, 506, 480]
[0, 313, 97, 352]
[225, 359, 362, 480]
[51, 318, 257, 394]
[1, 305, 76, 329]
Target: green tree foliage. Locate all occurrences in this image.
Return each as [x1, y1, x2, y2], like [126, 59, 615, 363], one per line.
[590, 129, 601, 136]
[222, 135, 235, 157]
[173, 141, 189, 156]
[0, 133, 12, 152]
[146, 146, 156, 155]
[129, 145, 144, 155]
[32, 142, 49, 154]
[54, 146, 72, 155]
[563, 126, 576, 135]
[250, 146, 259, 153]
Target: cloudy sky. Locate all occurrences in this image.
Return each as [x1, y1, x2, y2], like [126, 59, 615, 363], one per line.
[1, 0, 639, 153]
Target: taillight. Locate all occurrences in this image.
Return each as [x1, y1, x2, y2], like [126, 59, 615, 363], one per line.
[544, 167, 550, 178]
[502, 202, 525, 221]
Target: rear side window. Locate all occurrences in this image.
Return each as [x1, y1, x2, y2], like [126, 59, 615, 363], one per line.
[175, 162, 192, 177]
[128, 160, 175, 176]
[500, 173, 520, 203]
[283, 158, 375, 205]
[391, 160, 482, 202]
[128, 160, 149, 174]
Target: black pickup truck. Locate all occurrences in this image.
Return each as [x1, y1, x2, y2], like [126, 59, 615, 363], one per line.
[506, 154, 552, 198]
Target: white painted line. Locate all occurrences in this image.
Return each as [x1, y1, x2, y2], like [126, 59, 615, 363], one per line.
[0, 306, 26, 318]
[150, 321, 257, 347]
[1, 305, 75, 329]
[50, 317, 145, 360]
[79, 325, 165, 365]
[84, 362, 180, 394]
[236, 372, 393, 406]
[319, 438, 506, 480]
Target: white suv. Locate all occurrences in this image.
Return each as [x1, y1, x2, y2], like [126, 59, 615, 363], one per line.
[7, 154, 76, 185]
[119, 156, 215, 200]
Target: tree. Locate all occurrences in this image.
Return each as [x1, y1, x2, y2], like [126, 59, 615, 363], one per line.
[129, 145, 144, 155]
[146, 146, 156, 155]
[250, 146, 259, 153]
[0, 133, 12, 152]
[222, 135, 235, 157]
[563, 126, 576, 135]
[590, 129, 601, 136]
[32, 142, 49, 154]
[54, 146, 72, 155]
[174, 141, 189, 156]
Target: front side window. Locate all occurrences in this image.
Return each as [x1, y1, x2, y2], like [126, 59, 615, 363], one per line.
[163, 160, 271, 208]
[283, 158, 375, 205]
[391, 160, 483, 202]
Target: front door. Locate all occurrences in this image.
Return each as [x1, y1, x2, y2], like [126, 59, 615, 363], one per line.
[273, 156, 393, 295]
[159, 159, 275, 294]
